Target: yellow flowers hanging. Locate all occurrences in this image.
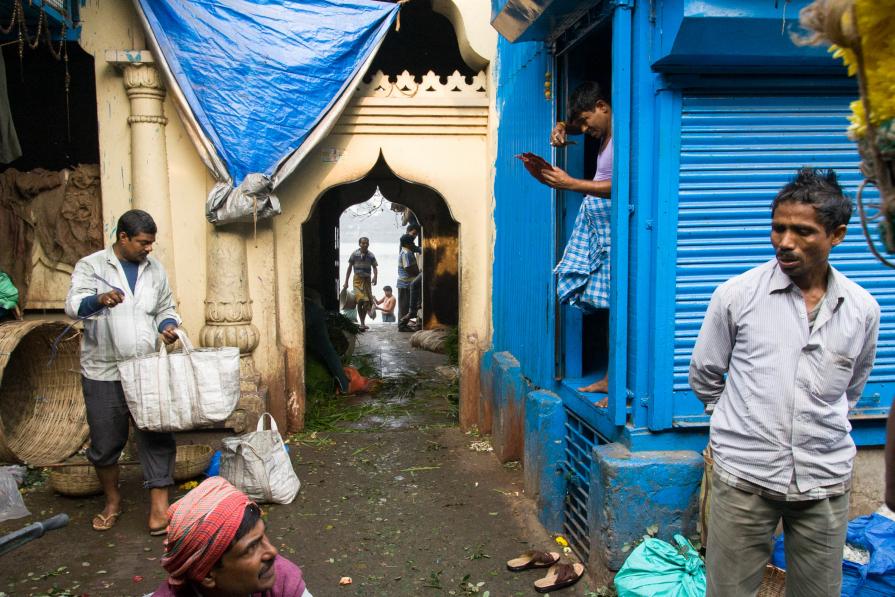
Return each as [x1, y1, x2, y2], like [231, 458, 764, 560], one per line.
[825, 1, 895, 140]
[798, 1, 895, 142]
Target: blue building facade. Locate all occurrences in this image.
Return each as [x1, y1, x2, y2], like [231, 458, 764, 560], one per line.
[485, 0, 894, 569]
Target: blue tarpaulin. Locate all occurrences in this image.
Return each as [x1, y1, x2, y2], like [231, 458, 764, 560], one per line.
[134, 0, 399, 224]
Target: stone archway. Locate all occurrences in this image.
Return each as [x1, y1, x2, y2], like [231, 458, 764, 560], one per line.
[302, 152, 459, 330]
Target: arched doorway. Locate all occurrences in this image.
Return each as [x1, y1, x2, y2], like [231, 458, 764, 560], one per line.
[302, 152, 459, 330]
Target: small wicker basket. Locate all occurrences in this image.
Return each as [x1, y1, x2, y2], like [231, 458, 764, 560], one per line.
[174, 444, 213, 482]
[49, 461, 102, 497]
[758, 564, 786, 597]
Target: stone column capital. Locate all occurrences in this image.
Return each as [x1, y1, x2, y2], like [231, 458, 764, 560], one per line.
[105, 50, 168, 121]
[121, 63, 165, 94]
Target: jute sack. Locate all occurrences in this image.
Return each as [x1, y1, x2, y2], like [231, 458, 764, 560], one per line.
[220, 413, 300, 504]
[117, 329, 240, 432]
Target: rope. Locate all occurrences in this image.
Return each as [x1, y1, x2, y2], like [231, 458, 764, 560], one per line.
[856, 178, 895, 269]
[46, 273, 125, 366]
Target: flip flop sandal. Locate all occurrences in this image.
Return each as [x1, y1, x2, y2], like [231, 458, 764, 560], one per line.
[533, 562, 585, 593]
[92, 511, 122, 532]
[505, 550, 561, 572]
[149, 526, 168, 536]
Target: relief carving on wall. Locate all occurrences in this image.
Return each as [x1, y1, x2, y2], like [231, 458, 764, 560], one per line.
[0, 164, 103, 309]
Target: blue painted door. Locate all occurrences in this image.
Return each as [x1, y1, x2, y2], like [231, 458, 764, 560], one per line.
[665, 93, 894, 426]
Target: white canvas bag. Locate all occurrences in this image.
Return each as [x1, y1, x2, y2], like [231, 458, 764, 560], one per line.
[117, 329, 240, 432]
[219, 413, 300, 504]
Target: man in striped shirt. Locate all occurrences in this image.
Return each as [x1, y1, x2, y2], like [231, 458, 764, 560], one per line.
[689, 168, 880, 596]
[342, 236, 378, 331]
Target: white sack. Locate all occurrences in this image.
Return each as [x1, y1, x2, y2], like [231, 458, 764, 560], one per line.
[118, 329, 240, 432]
[220, 413, 300, 504]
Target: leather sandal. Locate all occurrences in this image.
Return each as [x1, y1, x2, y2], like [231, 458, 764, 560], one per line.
[533, 562, 585, 593]
[505, 550, 561, 572]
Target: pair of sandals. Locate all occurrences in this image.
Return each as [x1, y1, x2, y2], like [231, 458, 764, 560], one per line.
[506, 550, 585, 593]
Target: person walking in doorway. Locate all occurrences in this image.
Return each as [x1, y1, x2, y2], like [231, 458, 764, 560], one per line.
[520, 81, 613, 401]
[342, 236, 378, 331]
[689, 168, 880, 597]
[65, 209, 180, 535]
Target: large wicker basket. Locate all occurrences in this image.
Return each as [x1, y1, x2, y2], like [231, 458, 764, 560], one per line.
[174, 444, 213, 482]
[49, 461, 102, 497]
[0, 321, 89, 465]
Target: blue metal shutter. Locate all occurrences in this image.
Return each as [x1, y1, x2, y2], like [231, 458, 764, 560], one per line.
[673, 94, 893, 422]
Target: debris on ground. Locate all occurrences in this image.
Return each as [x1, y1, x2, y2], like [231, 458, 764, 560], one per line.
[436, 365, 459, 381]
[469, 439, 493, 452]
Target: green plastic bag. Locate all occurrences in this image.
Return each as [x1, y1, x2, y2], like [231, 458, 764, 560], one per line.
[614, 534, 706, 597]
[0, 272, 18, 310]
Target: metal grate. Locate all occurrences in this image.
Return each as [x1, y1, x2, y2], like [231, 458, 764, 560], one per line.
[563, 409, 600, 561]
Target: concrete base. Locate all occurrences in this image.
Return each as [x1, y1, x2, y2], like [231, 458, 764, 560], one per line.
[488, 351, 529, 463]
[851, 447, 885, 517]
[524, 389, 567, 533]
[590, 443, 703, 571]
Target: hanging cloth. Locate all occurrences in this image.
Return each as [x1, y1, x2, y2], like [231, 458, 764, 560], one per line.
[0, 54, 22, 164]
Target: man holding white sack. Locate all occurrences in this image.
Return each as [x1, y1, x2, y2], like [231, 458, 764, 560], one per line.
[65, 209, 180, 535]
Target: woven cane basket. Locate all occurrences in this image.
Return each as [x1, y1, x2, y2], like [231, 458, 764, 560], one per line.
[758, 564, 786, 597]
[0, 320, 89, 465]
[174, 444, 213, 482]
[49, 460, 102, 497]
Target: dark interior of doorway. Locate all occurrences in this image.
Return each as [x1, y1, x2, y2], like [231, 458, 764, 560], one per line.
[2, 42, 98, 172]
[366, 0, 477, 79]
[302, 153, 459, 330]
[555, 22, 613, 388]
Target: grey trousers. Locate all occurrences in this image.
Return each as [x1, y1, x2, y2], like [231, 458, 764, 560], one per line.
[81, 377, 176, 489]
[706, 473, 849, 597]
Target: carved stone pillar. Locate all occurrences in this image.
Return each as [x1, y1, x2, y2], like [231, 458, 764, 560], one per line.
[199, 226, 265, 432]
[199, 226, 260, 377]
[106, 51, 176, 291]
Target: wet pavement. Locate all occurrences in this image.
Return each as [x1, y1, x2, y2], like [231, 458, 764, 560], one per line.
[0, 327, 598, 596]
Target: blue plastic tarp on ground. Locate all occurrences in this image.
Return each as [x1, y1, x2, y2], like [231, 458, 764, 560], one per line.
[771, 514, 895, 596]
[135, 0, 399, 223]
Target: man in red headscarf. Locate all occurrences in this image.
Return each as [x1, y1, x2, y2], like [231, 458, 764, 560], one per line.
[152, 477, 311, 597]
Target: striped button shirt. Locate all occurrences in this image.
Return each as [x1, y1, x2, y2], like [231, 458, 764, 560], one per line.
[348, 249, 377, 279]
[689, 259, 879, 497]
[65, 247, 181, 381]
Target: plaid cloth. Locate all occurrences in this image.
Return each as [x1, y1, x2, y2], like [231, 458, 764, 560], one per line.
[162, 477, 254, 585]
[555, 196, 611, 311]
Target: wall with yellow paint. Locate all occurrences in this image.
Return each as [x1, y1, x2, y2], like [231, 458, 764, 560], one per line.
[77, 0, 497, 425]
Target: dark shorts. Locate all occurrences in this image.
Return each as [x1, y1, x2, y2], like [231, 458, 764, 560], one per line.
[381, 313, 396, 322]
[81, 377, 176, 488]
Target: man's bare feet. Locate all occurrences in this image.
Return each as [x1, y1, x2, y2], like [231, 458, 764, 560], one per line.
[577, 376, 608, 394]
[594, 397, 608, 408]
[148, 487, 170, 534]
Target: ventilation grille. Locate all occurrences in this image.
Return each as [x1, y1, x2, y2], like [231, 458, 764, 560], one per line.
[563, 409, 600, 560]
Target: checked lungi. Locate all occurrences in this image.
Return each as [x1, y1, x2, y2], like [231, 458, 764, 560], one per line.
[554, 196, 611, 311]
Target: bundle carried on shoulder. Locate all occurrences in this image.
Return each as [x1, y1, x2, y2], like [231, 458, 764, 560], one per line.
[117, 329, 240, 432]
[220, 413, 301, 504]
